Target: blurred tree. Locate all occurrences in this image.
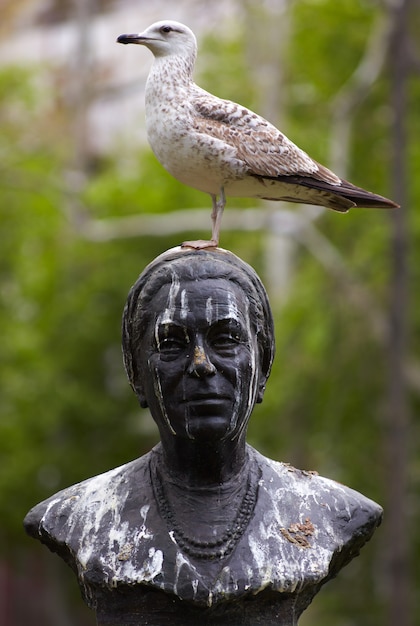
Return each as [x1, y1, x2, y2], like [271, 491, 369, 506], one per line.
[1, 0, 420, 624]
[384, 1, 412, 625]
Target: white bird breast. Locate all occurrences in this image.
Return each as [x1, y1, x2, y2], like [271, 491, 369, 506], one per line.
[146, 110, 249, 196]
[145, 115, 323, 204]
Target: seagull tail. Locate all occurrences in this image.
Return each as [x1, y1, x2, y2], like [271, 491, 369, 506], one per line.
[270, 174, 400, 212]
[333, 178, 400, 211]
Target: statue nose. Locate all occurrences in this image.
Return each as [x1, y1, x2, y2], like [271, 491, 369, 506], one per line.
[187, 345, 216, 377]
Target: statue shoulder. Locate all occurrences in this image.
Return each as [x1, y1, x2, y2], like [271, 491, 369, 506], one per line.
[249, 446, 383, 553]
[24, 451, 154, 549]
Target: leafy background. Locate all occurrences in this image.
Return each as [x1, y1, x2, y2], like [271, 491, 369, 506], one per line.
[0, 0, 419, 624]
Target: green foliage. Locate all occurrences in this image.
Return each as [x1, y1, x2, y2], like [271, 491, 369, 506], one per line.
[1, 1, 419, 623]
[290, 1, 377, 97]
[198, 28, 259, 109]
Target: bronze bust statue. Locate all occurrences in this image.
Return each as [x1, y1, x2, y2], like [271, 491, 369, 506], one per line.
[24, 248, 382, 625]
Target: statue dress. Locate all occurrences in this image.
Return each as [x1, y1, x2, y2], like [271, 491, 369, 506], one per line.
[24, 443, 382, 625]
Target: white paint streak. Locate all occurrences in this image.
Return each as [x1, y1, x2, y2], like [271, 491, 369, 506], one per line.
[173, 551, 200, 599]
[40, 497, 63, 527]
[152, 364, 176, 436]
[134, 505, 153, 542]
[231, 295, 258, 441]
[161, 272, 181, 324]
[191, 579, 199, 599]
[145, 548, 163, 580]
[154, 271, 181, 350]
[226, 290, 239, 320]
[205, 296, 213, 324]
[69, 466, 132, 571]
[180, 288, 189, 320]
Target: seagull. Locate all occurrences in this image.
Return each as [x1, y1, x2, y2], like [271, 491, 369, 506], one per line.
[117, 20, 398, 249]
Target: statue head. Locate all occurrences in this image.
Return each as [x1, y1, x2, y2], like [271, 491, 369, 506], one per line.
[122, 248, 275, 442]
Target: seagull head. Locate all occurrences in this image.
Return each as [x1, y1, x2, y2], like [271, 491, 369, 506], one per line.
[117, 20, 197, 60]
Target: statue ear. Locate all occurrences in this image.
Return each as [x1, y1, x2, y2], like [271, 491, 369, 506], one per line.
[138, 395, 148, 409]
[133, 383, 148, 409]
[256, 374, 267, 404]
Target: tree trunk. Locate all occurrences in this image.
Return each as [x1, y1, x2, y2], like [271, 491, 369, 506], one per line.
[384, 0, 412, 624]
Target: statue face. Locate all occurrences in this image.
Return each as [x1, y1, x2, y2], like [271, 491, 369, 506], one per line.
[135, 277, 261, 442]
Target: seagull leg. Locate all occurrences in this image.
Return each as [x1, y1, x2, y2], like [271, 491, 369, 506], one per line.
[211, 187, 226, 246]
[181, 189, 225, 250]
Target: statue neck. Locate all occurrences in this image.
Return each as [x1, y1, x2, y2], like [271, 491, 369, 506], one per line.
[157, 435, 247, 487]
[150, 444, 259, 561]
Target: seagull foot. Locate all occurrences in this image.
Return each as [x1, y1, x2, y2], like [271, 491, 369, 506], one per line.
[181, 239, 218, 250]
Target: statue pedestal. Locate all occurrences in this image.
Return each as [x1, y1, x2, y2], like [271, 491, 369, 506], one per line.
[94, 585, 316, 626]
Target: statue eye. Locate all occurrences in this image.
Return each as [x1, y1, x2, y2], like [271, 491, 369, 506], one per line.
[157, 324, 189, 360]
[159, 337, 184, 358]
[160, 25, 173, 34]
[209, 321, 244, 353]
[212, 332, 241, 351]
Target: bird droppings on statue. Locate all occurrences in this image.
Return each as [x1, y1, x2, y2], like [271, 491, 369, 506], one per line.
[117, 20, 399, 249]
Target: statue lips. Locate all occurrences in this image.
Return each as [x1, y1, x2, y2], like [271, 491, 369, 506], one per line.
[181, 393, 233, 416]
[180, 386, 235, 431]
[183, 393, 232, 402]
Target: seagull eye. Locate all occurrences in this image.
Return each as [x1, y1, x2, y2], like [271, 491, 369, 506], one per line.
[160, 26, 173, 34]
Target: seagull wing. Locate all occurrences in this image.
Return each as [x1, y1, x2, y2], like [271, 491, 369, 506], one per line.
[191, 89, 398, 211]
[192, 90, 340, 185]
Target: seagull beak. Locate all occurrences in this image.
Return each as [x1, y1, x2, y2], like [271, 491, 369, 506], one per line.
[117, 33, 149, 45]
